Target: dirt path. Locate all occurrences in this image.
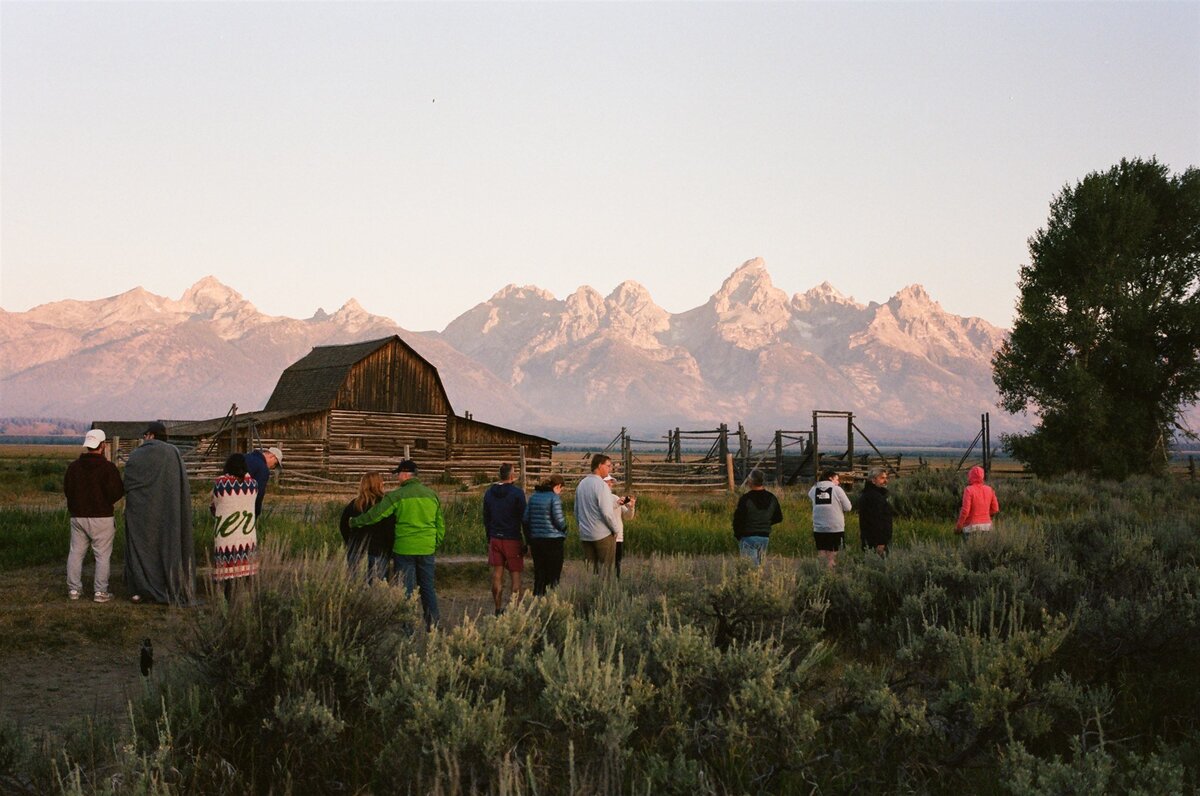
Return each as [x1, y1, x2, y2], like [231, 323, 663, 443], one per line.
[0, 561, 497, 735]
[0, 564, 190, 734]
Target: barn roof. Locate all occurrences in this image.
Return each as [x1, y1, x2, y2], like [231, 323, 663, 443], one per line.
[90, 421, 157, 439]
[263, 335, 453, 413]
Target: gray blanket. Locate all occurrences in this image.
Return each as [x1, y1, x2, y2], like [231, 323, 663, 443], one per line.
[123, 439, 195, 605]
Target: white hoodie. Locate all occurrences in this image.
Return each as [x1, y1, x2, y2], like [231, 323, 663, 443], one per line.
[808, 479, 852, 533]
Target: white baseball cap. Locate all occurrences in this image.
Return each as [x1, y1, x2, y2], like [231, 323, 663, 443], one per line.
[83, 429, 106, 449]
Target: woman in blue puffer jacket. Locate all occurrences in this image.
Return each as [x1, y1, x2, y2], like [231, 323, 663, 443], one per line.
[523, 474, 568, 595]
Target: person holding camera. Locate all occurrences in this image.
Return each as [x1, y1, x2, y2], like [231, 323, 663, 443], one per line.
[603, 474, 635, 578]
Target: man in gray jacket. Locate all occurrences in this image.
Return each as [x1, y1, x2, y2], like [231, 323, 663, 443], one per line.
[574, 454, 618, 575]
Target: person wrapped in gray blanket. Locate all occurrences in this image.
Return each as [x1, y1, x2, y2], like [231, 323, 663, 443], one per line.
[123, 422, 195, 605]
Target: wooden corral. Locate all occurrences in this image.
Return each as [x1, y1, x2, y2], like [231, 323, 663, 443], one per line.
[163, 335, 555, 485]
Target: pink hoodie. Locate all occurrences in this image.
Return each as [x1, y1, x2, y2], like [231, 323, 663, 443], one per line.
[956, 466, 999, 530]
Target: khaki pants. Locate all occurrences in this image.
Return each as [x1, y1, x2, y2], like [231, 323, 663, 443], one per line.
[67, 516, 115, 594]
[580, 534, 616, 575]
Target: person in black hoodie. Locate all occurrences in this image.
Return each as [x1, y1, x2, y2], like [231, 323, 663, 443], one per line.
[858, 467, 893, 557]
[732, 469, 783, 566]
[64, 429, 124, 602]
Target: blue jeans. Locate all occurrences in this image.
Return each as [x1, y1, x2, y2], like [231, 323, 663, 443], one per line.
[739, 536, 769, 566]
[393, 554, 439, 629]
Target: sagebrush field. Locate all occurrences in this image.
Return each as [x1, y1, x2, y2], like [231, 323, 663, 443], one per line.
[2, 447, 1198, 794]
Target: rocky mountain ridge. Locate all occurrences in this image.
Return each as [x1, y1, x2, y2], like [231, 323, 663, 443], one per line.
[2, 259, 1013, 440]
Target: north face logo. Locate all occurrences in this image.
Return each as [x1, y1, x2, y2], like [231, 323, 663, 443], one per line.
[815, 487, 833, 505]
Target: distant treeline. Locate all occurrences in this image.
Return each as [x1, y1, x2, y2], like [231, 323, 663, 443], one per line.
[0, 436, 81, 446]
[0, 417, 87, 437]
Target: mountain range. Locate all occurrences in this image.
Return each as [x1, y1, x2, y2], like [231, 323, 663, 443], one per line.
[0, 258, 1016, 441]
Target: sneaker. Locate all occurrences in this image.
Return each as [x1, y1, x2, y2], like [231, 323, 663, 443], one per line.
[68, 590, 81, 601]
[93, 592, 113, 603]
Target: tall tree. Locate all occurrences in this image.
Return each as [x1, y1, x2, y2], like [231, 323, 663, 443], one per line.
[993, 158, 1200, 478]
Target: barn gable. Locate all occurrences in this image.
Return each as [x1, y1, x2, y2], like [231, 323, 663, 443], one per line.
[263, 336, 454, 416]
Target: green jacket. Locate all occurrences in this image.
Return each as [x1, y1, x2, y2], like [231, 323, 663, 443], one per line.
[349, 478, 445, 556]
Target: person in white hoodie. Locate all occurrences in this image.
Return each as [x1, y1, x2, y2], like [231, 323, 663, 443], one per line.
[603, 474, 635, 578]
[808, 469, 852, 570]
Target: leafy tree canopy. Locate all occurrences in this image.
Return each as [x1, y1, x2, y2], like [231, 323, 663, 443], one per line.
[993, 158, 1200, 478]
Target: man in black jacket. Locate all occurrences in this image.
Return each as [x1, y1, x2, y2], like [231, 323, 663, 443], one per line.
[64, 429, 124, 602]
[732, 469, 783, 566]
[859, 467, 894, 557]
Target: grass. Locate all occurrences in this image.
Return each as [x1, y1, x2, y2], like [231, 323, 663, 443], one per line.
[0, 564, 185, 654]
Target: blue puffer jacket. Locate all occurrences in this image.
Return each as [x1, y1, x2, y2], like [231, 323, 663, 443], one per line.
[523, 487, 568, 540]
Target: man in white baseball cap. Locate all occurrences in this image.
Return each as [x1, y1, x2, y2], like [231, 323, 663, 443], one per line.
[64, 428, 124, 602]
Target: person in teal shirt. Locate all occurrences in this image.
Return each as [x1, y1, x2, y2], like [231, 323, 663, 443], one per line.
[350, 459, 445, 629]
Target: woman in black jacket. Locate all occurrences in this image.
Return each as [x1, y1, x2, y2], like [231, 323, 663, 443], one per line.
[339, 472, 395, 583]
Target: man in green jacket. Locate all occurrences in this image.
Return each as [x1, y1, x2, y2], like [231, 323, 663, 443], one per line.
[350, 459, 445, 629]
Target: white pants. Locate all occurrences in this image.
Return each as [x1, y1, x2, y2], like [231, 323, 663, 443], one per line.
[67, 516, 116, 594]
[961, 523, 993, 540]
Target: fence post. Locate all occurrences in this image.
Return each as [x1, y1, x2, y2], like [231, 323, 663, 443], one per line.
[718, 423, 729, 465]
[518, 445, 527, 489]
[774, 431, 783, 486]
[846, 413, 854, 466]
[737, 422, 748, 476]
[983, 412, 992, 476]
[726, 453, 735, 492]
[811, 411, 820, 482]
[622, 428, 633, 492]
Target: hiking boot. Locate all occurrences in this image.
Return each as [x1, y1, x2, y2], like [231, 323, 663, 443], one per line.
[93, 592, 113, 603]
[68, 590, 81, 601]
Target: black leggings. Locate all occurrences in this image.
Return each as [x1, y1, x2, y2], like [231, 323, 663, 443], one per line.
[529, 538, 565, 596]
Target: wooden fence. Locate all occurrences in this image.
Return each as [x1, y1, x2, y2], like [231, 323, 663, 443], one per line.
[177, 413, 1004, 494]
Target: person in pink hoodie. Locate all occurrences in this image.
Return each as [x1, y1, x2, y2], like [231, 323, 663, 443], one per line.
[955, 466, 999, 539]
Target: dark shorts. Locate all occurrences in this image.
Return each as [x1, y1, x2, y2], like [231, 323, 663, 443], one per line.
[488, 538, 525, 572]
[813, 532, 845, 552]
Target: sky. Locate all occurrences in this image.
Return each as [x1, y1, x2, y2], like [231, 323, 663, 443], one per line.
[2, 1, 1198, 332]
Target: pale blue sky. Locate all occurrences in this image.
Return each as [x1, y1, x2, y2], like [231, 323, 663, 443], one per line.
[3, 1, 1197, 331]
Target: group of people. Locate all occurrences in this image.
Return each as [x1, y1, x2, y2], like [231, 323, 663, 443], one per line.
[733, 464, 1001, 569]
[64, 424, 281, 605]
[335, 453, 636, 623]
[65, 426, 998, 615]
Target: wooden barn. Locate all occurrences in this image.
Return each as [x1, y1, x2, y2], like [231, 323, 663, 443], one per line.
[169, 336, 556, 483]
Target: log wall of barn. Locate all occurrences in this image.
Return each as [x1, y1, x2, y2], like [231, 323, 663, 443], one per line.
[449, 417, 553, 461]
[185, 414, 329, 476]
[327, 409, 448, 475]
[335, 345, 453, 415]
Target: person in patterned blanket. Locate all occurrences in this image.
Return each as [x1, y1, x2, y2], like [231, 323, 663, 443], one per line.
[211, 453, 259, 599]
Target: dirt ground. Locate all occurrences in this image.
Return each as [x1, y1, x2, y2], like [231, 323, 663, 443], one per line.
[0, 559, 498, 736]
[0, 563, 188, 734]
